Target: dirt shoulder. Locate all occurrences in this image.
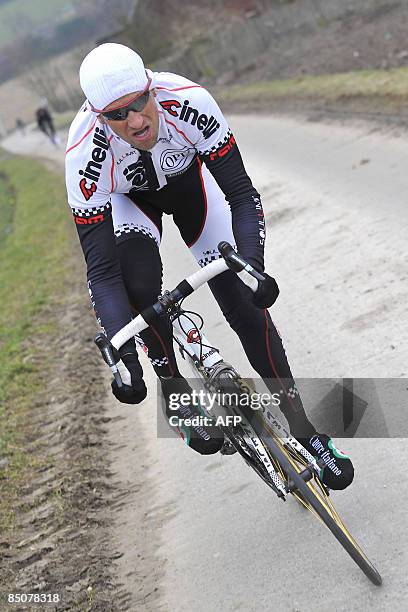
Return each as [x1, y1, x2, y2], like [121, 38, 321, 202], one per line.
[0, 210, 122, 610]
[0, 151, 164, 611]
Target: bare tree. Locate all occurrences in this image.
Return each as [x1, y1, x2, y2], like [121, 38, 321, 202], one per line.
[24, 61, 83, 113]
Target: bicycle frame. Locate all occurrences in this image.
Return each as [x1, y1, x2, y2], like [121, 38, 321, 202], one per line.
[98, 243, 323, 491]
[170, 306, 324, 489]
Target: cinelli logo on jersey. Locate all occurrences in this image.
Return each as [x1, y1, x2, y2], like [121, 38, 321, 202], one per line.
[78, 127, 109, 200]
[159, 99, 220, 140]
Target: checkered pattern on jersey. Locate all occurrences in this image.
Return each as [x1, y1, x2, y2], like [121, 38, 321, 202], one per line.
[287, 385, 300, 399]
[72, 203, 111, 218]
[200, 129, 233, 157]
[114, 223, 159, 246]
[150, 356, 169, 368]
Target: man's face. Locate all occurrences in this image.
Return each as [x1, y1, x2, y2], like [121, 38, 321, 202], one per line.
[100, 90, 160, 150]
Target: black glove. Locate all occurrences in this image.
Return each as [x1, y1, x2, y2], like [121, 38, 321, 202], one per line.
[252, 272, 279, 309]
[111, 351, 147, 405]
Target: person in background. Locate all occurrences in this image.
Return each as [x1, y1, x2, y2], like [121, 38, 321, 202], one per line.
[15, 118, 26, 136]
[36, 101, 58, 145]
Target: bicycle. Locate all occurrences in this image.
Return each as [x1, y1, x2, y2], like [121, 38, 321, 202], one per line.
[95, 241, 382, 586]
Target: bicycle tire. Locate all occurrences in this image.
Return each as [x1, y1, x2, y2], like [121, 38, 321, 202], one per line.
[265, 434, 382, 585]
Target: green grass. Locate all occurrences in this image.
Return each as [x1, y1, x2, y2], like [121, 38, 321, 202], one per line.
[0, 169, 14, 243]
[0, 0, 73, 45]
[217, 66, 408, 110]
[0, 153, 71, 531]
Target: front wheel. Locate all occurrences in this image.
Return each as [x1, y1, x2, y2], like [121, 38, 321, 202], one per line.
[265, 434, 382, 586]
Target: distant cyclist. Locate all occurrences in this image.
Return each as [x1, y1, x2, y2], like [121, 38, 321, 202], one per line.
[36, 101, 58, 145]
[15, 118, 26, 136]
[65, 43, 354, 490]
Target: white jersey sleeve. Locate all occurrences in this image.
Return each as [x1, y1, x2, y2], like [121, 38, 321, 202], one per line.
[65, 109, 113, 218]
[186, 87, 232, 158]
[154, 72, 232, 158]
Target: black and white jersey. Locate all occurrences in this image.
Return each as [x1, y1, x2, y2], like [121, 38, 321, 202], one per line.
[66, 71, 235, 208]
[65, 71, 265, 341]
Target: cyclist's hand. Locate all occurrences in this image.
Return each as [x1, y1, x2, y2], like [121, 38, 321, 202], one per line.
[111, 351, 147, 404]
[252, 272, 279, 309]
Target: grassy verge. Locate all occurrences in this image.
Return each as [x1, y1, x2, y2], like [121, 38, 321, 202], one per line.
[0, 153, 71, 532]
[217, 66, 408, 115]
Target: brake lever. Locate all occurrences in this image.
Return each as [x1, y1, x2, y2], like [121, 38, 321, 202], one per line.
[218, 241, 265, 281]
[94, 332, 123, 388]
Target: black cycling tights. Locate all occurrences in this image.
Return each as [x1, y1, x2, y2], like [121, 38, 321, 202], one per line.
[117, 236, 315, 438]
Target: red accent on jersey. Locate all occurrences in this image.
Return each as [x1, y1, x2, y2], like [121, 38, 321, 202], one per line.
[110, 152, 115, 191]
[75, 214, 104, 225]
[66, 120, 97, 154]
[209, 134, 236, 161]
[159, 99, 182, 117]
[79, 178, 97, 200]
[160, 115, 194, 146]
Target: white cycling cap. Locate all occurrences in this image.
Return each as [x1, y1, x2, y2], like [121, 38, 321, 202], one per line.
[79, 43, 149, 111]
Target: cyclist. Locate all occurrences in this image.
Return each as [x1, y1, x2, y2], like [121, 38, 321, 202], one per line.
[36, 101, 58, 145]
[65, 43, 353, 490]
[15, 118, 26, 135]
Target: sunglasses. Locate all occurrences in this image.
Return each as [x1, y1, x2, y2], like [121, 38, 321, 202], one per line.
[92, 79, 152, 121]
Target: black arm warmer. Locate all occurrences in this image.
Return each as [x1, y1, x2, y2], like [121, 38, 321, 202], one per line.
[74, 207, 134, 346]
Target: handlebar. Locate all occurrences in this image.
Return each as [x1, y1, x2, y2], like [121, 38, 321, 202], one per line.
[94, 332, 123, 388]
[218, 241, 265, 281]
[94, 242, 267, 384]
